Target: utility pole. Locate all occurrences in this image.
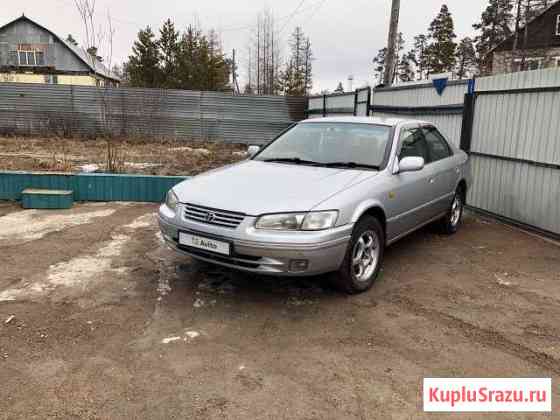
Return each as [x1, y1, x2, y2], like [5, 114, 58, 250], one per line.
[383, 0, 401, 86]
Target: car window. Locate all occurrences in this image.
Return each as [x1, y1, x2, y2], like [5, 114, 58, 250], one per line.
[423, 127, 452, 162]
[254, 123, 392, 168]
[398, 127, 429, 162]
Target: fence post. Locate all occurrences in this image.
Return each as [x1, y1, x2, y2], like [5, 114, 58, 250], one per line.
[366, 87, 372, 117]
[460, 92, 475, 153]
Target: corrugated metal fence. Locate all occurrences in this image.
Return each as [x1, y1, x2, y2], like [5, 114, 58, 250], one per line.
[307, 87, 370, 119]
[370, 80, 471, 148]
[465, 68, 560, 236]
[306, 70, 559, 237]
[306, 81, 469, 147]
[0, 83, 306, 144]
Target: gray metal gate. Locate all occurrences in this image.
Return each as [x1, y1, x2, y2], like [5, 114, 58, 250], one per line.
[462, 69, 560, 237]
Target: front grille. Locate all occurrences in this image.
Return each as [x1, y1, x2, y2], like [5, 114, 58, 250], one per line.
[183, 203, 245, 229]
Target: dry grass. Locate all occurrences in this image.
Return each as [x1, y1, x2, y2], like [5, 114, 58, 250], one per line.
[0, 136, 247, 176]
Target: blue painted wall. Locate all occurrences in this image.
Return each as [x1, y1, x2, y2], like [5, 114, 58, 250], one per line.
[0, 171, 188, 203]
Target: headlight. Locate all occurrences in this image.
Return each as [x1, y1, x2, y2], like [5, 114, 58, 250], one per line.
[165, 190, 179, 212]
[255, 211, 338, 231]
[301, 211, 338, 231]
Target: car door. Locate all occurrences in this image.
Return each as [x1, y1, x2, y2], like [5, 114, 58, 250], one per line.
[385, 125, 439, 241]
[422, 125, 458, 215]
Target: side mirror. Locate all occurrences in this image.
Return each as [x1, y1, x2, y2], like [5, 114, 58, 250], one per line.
[247, 145, 260, 158]
[397, 156, 425, 173]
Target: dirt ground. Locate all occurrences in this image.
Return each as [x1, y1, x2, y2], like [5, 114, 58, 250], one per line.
[0, 136, 246, 176]
[0, 202, 559, 419]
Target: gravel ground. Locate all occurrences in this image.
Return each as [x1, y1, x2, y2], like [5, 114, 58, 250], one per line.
[0, 202, 558, 419]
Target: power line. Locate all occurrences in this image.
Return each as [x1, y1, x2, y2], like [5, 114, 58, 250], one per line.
[279, 0, 306, 33]
[303, 0, 328, 25]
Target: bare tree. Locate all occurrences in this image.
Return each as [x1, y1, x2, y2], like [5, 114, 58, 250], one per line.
[74, 0, 124, 172]
[246, 9, 281, 95]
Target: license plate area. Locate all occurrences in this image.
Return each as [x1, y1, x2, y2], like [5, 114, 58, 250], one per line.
[178, 231, 231, 256]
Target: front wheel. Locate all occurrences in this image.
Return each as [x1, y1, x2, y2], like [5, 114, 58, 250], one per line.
[331, 216, 385, 294]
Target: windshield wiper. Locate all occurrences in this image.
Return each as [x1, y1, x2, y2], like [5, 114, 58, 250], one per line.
[262, 157, 321, 166]
[322, 162, 380, 170]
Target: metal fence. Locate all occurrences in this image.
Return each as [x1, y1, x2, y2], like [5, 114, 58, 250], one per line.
[370, 80, 472, 148]
[463, 68, 560, 237]
[306, 87, 371, 118]
[0, 83, 307, 144]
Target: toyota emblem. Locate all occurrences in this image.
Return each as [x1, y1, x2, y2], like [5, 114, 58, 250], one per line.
[206, 212, 216, 223]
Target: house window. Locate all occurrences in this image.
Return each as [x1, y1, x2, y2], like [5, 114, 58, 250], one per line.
[17, 51, 44, 67]
[35, 52, 44, 66]
[556, 15, 560, 35]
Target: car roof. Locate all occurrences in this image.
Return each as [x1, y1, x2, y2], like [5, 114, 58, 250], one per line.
[300, 116, 431, 127]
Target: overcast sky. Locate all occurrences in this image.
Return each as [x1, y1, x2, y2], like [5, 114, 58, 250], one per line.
[4, 0, 488, 92]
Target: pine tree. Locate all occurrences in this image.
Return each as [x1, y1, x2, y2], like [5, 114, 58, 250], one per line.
[205, 30, 231, 91]
[158, 19, 180, 89]
[398, 50, 416, 82]
[174, 25, 230, 91]
[455, 37, 477, 78]
[413, 34, 429, 80]
[302, 37, 313, 95]
[280, 27, 313, 96]
[473, 0, 514, 75]
[372, 48, 387, 85]
[334, 82, 344, 93]
[127, 26, 161, 88]
[426, 5, 457, 75]
[176, 25, 199, 89]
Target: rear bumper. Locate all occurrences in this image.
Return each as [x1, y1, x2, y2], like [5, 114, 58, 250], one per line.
[158, 214, 351, 276]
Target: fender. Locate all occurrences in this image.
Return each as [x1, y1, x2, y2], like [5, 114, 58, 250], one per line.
[351, 198, 387, 224]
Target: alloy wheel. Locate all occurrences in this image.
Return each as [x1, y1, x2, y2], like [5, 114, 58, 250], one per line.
[351, 230, 379, 283]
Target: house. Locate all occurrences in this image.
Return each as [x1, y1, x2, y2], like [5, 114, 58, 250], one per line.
[491, 1, 560, 74]
[0, 15, 119, 87]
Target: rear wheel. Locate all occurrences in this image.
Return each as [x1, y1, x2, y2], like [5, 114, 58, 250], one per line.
[331, 216, 385, 294]
[439, 187, 464, 234]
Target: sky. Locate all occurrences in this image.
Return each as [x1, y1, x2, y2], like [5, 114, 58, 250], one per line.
[3, 0, 489, 93]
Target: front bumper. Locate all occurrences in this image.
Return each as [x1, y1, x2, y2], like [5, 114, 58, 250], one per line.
[158, 205, 352, 276]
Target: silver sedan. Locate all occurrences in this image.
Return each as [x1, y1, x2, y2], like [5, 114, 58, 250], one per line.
[159, 117, 470, 294]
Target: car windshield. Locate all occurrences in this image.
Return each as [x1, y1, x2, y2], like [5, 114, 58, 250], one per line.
[254, 122, 391, 169]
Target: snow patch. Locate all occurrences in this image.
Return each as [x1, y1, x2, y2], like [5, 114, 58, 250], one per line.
[0, 213, 151, 302]
[0, 208, 115, 242]
[125, 213, 155, 229]
[161, 336, 182, 344]
[185, 330, 200, 339]
[161, 330, 200, 345]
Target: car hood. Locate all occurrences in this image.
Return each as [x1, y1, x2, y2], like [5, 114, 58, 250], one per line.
[173, 160, 377, 215]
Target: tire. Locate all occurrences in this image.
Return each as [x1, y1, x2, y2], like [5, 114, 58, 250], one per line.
[439, 186, 464, 235]
[331, 216, 385, 294]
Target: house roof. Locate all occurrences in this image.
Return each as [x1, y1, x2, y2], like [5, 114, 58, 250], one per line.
[0, 15, 120, 82]
[489, 0, 560, 55]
